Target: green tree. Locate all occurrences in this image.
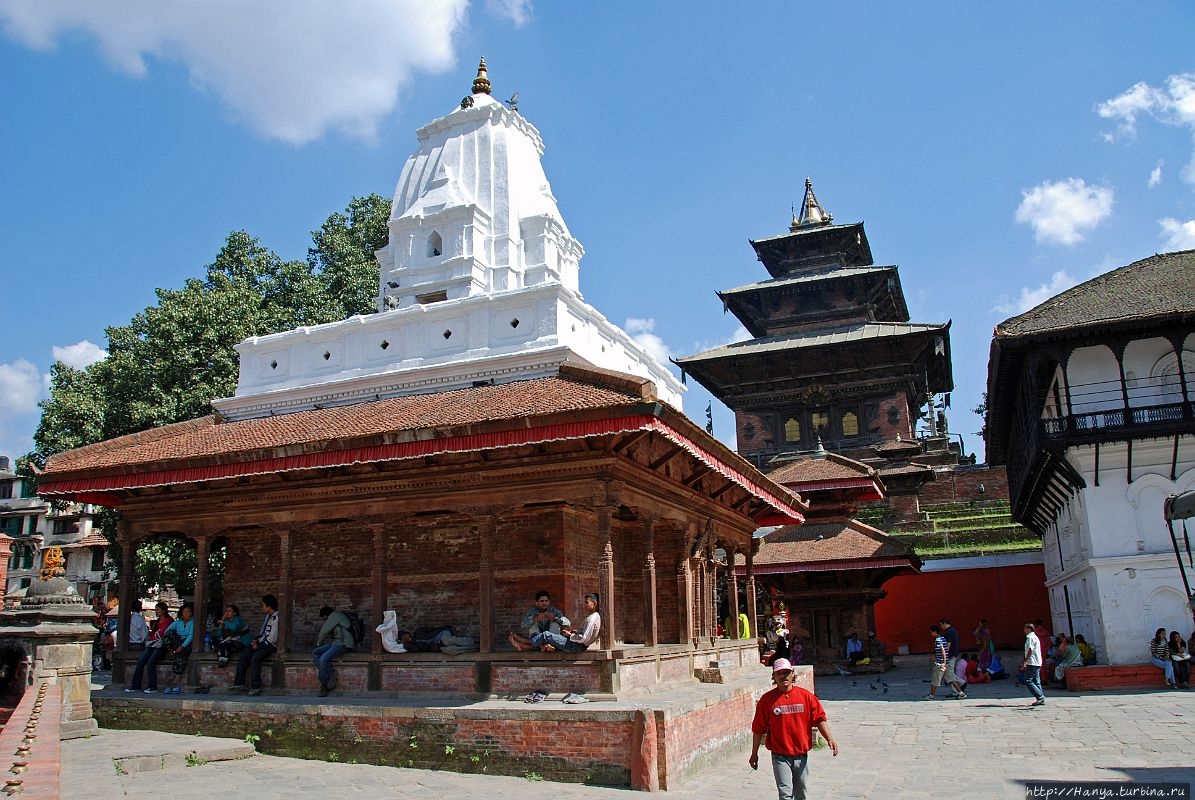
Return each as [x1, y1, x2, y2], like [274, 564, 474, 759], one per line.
[24, 195, 390, 595]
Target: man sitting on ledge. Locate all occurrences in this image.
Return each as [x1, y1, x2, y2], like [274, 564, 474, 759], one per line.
[531, 593, 601, 653]
[509, 590, 570, 652]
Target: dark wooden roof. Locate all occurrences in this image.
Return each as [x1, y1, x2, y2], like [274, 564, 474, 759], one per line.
[995, 250, 1195, 339]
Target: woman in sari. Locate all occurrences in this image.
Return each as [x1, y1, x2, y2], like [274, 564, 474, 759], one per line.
[974, 618, 995, 672]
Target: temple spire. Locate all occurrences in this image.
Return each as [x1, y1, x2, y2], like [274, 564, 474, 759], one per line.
[472, 57, 492, 95]
[791, 177, 832, 231]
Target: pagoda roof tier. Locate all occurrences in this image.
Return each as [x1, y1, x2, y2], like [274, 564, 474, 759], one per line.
[717, 265, 909, 337]
[38, 363, 807, 528]
[766, 450, 885, 505]
[675, 321, 953, 403]
[749, 221, 874, 279]
[734, 519, 920, 576]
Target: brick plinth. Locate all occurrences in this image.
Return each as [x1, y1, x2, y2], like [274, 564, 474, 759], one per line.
[1064, 665, 1166, 692]
[93, 664, 802, 791]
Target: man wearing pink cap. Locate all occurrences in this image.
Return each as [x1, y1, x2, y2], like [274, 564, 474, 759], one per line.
[749, 657, 839, 800]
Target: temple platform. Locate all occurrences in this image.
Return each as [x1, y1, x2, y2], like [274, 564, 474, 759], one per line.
[95, 647, 809, 791]
[103, 640, 788, 790]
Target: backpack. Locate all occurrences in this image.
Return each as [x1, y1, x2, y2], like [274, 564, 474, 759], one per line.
[343, 612, 367, 650]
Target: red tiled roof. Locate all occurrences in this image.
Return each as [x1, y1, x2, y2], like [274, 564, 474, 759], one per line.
[876, 463, 935, 477]
[57, 532, 109, 549]
[874, 438, 922, 455]
[45, 372, 646, 476]
[767, 453, 877, 484]
[37, 364, 808, 524]
[735, 519, 918, 574]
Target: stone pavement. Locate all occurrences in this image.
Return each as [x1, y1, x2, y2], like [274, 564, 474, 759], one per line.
[63, 660, 1195, 799]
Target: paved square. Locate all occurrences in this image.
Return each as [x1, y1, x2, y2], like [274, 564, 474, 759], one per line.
[63, 661, 1195, 799]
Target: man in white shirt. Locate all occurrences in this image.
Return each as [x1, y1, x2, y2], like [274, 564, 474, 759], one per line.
[1021, 622, 1046, 707]
[127, 600, 149, 650]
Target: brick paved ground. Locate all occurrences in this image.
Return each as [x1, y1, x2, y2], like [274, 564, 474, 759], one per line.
[63, 660, 1195, 799]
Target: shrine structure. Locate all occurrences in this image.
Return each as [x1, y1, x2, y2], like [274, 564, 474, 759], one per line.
[34, 60, 808, 789]
[738, 445, 920, 673]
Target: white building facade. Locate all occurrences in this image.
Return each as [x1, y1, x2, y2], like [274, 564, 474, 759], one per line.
[986, 251, 1195, 665]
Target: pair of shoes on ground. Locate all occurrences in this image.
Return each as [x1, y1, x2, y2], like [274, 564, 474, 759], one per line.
[162, 686, 182, 694]
[524, 690, 547, 703]
[561, 692, 588, 704]
[247, 688, 262, 697]
[922, 694, 937, 700]
[1031, 698, 1046, 706]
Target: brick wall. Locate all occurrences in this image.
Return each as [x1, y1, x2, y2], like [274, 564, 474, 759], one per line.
[918, 465, 1011, 505]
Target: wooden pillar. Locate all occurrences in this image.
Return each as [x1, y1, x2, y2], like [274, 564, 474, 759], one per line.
[597, 503, 616, 650]
[277, 530, 292, 654]
[677, 559, 693, 645]
[116, 520, 135, 656]
[694, 555, 706, 641]
[189, 534, 210, 690]
[641, 517, 658, 647]
[705, 540, 717, 644]
[745, 547, 757, 642]
[371, 525, 386, 655]
[728, 546, 740, 639]
[477, 514, 496, 653]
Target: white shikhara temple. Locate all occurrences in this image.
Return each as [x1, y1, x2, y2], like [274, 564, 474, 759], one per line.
[215, 59, 683, 422]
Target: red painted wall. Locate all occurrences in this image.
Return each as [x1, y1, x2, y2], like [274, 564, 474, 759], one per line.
[873, 563, 1050, 654]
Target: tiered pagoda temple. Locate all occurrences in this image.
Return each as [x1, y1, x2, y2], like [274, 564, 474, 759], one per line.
[679, 182, 1046, 656]
[676, 179, 954, 475]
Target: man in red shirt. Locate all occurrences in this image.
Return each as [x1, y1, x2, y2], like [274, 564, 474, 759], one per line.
[749, 657, 839, 800]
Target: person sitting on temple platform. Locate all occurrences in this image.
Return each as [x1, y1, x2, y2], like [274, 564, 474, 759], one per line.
[376, 610, 406, 653]
[231, 594, 279, 697]
[313, 606, 356, 697]
[1074, 633, 1097, 665]
[845, 632, 864, 666]
[397, 625, 477, 654]
[531, 593, 601, 653]
[509, 590, 569, 652]
[1051, 634, 1084, 685]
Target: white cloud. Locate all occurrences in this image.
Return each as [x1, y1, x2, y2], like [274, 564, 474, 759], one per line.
[625, 317, 673, 365]
[1159, 217, 1195, 250]
[52, 340, 108, 369]
[994, 271, 1079, 316]
[1149, 160, 1163, 188]
[1098, 73, 1195, 186]
[729, 326, 752, 344]
[0, 0, 471, 144]
[1014, 178, 1114, 246]
[486, 0, 532, 27]
[0, 359, 44, 417]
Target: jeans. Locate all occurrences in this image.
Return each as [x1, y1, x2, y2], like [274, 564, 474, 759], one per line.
[129, 646, 164, 690]
[770, 752, 809, 800]
[234, 643, 276, 689]
[530, 631, 587, 653]
[312, 643, 346, 686]
[1024, 664, 1045, 701]
[1151, 657, 1176, 684]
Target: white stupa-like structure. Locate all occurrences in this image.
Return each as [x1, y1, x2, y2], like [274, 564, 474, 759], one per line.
[214, 59, 683, 421]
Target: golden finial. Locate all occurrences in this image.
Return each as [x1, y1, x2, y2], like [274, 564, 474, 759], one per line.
[39, 546, 65, 581]
[472, 57, 492, 95]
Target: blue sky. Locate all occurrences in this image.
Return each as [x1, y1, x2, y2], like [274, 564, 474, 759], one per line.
[1, 1, 1193, 463]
